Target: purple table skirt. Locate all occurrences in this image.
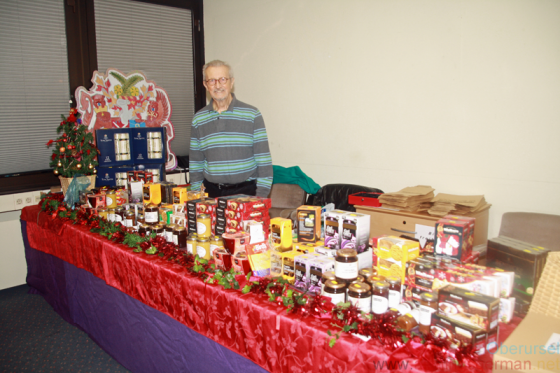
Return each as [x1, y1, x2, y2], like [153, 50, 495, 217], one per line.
[21, 220, 267, 373]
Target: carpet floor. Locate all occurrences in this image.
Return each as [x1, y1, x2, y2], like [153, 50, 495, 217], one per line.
[0, 284, 129, 373]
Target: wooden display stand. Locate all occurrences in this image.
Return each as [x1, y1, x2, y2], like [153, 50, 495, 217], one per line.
[354, 205, 490, 248]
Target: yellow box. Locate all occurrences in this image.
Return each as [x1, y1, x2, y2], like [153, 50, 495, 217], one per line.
[293, 241, 325, 254]
[377, 236, 419, 263]
[143, 183, 161, 205]
[281, 251, 303, 282]
[270, 217, 293, 252]
[173, 187, 189, 205]
[376, 236, 419, 282]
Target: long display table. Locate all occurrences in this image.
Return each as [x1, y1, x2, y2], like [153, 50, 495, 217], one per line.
[20, 205, 515, 372]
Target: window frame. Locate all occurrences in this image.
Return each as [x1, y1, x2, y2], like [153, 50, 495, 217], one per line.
[0, 0, 205, 195]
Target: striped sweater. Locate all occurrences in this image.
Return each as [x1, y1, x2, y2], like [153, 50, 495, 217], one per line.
[189, 95, 273, 197]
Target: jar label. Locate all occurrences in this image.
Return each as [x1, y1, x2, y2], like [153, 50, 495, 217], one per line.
[106, 196, 114, 206]
[197, 245, 207, 258]
[125, 218, 134, 227]
[388, 290, 401, 308]
[145, 211, 158, 223]
[372, 295, 389, 314]
[419, 305, 435, 326]
[186, 242, 193, 254]
[349, 295, 372, 313]
[324, 292, 346, 306]
[197, 221, 207, 235]
[165, 231, 173, 243]
[210, 243, 219, 256]
[173, 235, 178, 246]
[335, 261, 358, 279]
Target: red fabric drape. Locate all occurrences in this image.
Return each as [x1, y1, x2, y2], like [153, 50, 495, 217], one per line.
[22, 205, 517, 373]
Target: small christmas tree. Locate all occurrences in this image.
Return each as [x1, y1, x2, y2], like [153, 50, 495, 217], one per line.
[46, 108, 99, 178]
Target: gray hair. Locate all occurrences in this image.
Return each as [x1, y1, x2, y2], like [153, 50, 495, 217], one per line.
[203, 60, 234, 81]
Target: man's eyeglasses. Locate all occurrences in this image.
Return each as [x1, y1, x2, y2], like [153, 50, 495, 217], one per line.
[205, 77, 230, 86]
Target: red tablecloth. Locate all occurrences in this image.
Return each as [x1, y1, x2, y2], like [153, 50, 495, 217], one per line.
[21, 205, 518, 373]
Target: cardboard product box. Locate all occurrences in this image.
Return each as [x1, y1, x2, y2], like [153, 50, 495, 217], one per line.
[130, 127, 167, 165]
[172, 187, 188, 205]
[340, 212, 371, 253]
[296, 206, 322, 243]
[377, 236, 420, 282]
[216, 194, 249, 209]
[225, 208, 269, 221]
[270, 250, 287, 277]
[159, 181, 176, 204]
[282, 251, 303, 282]
[323, 210, 347, 250]
[438, 285, 500, 332]
[434, 218, 470, 262]
[294, 254, 318, 291]
[294, 241, 325, 254]
[140, 164, 164, 183]
[493, 252, 560, 373]
[487, 236, 550, 302]
[95, 128, 134, 167]
[308, 257, 335, 294]
[226, 197, 271, 212]
[143, 183, 162, 205]
[430, 313, 488, 355]
[96, 166, 134, 187]
[270, 217, 293, 253]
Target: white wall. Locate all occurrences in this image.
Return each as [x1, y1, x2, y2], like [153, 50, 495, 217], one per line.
[0, 211, 27, 290]
[204, 0, 560, 238]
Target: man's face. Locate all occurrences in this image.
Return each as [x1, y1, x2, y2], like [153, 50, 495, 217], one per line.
[204, 66, 234, 103]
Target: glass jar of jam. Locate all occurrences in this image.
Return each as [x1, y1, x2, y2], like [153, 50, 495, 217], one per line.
[97, 207, 108, 220]
[186, 233, 198, 255]
[152, 224, 164, 237]
[419, 292, 437, 334]
[136, 213, 145, 226]
[371, 281, 390, 315]
[321, 271, 337, 295]
[366, 274, 386, 290]
[107, 208, 116, 222]
[196, 237, 211, 260]
[124, 210, 136, 228]
[359, 268, 376, 279]
[106, 190, 117, 209]
[196, 214, 212, 238]
[114, 207, 125, 223]
[164, 224, 176, 243]
[323, 279, 347, 306]
[397, 309, 420, 332]
[173, 226, 187, 249]
[144, 204, 159, 225]
[335, 248, 358, 283]
[137, 224, 148, 237]
[386, 276, 402, 308]
[347, 282, 372, 313]
[210, 235, 224, 257]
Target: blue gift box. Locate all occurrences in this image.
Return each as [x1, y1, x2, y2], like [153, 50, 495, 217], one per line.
[95, 128, 135, 167]
[131, 128, 167, 165]
[96, 166, 135, 187]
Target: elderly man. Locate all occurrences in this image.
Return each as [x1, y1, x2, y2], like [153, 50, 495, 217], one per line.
[189, 60, 273, 198]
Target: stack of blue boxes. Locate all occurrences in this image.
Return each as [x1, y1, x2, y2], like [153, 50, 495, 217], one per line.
[95, 127, 167, 188]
